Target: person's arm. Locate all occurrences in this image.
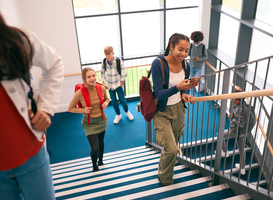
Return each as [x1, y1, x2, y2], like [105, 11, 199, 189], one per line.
[24, 29, 64, 116]
[68, 90, 85, 114]
[151, 59, 179, 100]
[101, 87, 110, 110]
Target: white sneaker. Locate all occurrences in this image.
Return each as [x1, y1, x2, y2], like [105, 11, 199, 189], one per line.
[235, 163, 245, 175]
[114, 114, 122, 124]
[214, 150, 229, 157]
[126, 111, 134, 120]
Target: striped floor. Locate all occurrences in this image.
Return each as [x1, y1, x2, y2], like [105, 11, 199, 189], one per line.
[51, 146, 244, 200]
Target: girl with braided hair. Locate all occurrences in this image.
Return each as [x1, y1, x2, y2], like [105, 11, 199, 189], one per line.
[151, 33, 198, 186]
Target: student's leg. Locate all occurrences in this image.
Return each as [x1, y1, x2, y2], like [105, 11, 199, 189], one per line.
[153, 109, 177, 185]
[237, 135, 246, 169]
[97, 131, 105, 165]
[221, 129, 236, 153]
[0, 146, 55, 200]
[116, 86, 128, 113]
[87, 134, 99, 171]
[109, 89, 120, 115]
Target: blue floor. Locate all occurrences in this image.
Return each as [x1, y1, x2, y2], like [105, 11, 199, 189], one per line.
[47, 99, 145, 164]
[47, 94, 227, 164]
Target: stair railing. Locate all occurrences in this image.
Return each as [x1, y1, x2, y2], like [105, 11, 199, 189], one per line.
[145, 55, 273, 199]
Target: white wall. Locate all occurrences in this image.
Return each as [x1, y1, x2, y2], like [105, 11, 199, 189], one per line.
[0, 0, 210, 113]
[0, 0, 82, 113]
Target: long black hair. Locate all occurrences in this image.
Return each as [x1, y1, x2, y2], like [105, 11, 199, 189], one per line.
[164, 33, 190, 77]
[164, 33, 190, 56]
[0, 13, 33, 81]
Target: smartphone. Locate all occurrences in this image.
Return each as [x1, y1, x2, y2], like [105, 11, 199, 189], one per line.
[190, 77, 201, 82]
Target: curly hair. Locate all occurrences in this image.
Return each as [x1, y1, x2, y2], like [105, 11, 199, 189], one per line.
[190, 31, 204, 43]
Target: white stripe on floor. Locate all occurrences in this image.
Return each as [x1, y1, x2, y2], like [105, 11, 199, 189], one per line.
[50, 145, 147, 167]
[161, 183, 229, 200]
[109, 176, 212, 200]
[53, 155, 160, 181]
[51, 147, 153, 170]
[55, 166, 193, 197]
[52, 152, 160, 175]
[62, 171, 205, 199]
[51, 149, 157, 171]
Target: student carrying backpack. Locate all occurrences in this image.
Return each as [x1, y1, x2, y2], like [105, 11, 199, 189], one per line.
[240, 101, 256, 134]
[74, 83, 106, 124]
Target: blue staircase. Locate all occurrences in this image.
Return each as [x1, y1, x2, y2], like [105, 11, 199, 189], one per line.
[51, 146, 249, 200]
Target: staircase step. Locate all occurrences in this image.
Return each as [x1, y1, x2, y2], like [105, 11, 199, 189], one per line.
[161, 183, 235, 200]
[222, 193, 252, 200]
[108, 177, 213, 200]
[224, 163, 259, 175]
[200, 147, 252, 162]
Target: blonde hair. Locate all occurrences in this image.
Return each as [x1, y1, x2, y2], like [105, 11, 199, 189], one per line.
[104, 46, 113, 55]
[82, 67, 96, 82]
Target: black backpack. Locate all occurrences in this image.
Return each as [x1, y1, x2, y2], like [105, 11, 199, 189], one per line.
[103, 57, 121, 75]
[241, 101, 256, 134]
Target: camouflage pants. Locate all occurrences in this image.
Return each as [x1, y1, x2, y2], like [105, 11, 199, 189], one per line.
[153, 100, 185, 185]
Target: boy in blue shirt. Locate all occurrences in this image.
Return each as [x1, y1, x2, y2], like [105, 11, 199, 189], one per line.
[101, 46, 134, 124]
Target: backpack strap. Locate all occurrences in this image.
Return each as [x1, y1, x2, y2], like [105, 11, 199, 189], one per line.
[116, 57, 121, 75]
[103, 58, 107, 72]
[147, 58, 165, 83]
[80, 85, 91, 124]
[202, 44, 205, 57]
[189, 43, 192, 57]
[96, 83, 105, 120]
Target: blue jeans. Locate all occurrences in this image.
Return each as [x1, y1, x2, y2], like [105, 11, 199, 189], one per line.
[190, 67, 205, 95]
[109, 86, 128, 115]
[0, 145, 55, 200]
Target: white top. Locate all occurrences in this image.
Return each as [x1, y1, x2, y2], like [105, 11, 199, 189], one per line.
[167, 69, 185, 105]
[1, 28, 64, 141]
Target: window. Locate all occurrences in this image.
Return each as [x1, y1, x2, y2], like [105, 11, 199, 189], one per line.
[75, 16, 120, 64]
[121, 12, 161, 57]
[73, 0, 117, 17]
[222, 0, 242, 12]
[119, 0, 162, 12]
[217, 14, 239, 59]
[256, 0, 273, 27]
[166, 8, 199, 43]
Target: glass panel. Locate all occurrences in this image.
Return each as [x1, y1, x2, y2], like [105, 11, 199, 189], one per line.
[119, 0, 162, 12]
[121, 12, 161, 57]
[166, 8, 199, 43]
[75, 16, 120, 64]
[72, 0, 117, 17]
[166, 0, 200, 9]
[218, 14, 239, 59]
[256, 0, 273, 27]
[249, 30, 273, 86]
[222, 0, 242, 12]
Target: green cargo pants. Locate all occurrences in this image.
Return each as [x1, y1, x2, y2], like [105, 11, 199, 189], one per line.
[153, 100, 185, 185]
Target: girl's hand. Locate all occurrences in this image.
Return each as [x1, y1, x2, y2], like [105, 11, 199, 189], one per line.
[101, 102, 108, 110]
[177, 79, 198, 91]
[182, 93, 194, 103]
[29, 109, 51, 131]
[84, 107, 92, 115]
[228, 113, 230, 118]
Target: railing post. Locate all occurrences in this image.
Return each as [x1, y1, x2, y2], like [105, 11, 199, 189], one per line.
[146, 121, 152, 143]
[213, 69, 230, 184]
